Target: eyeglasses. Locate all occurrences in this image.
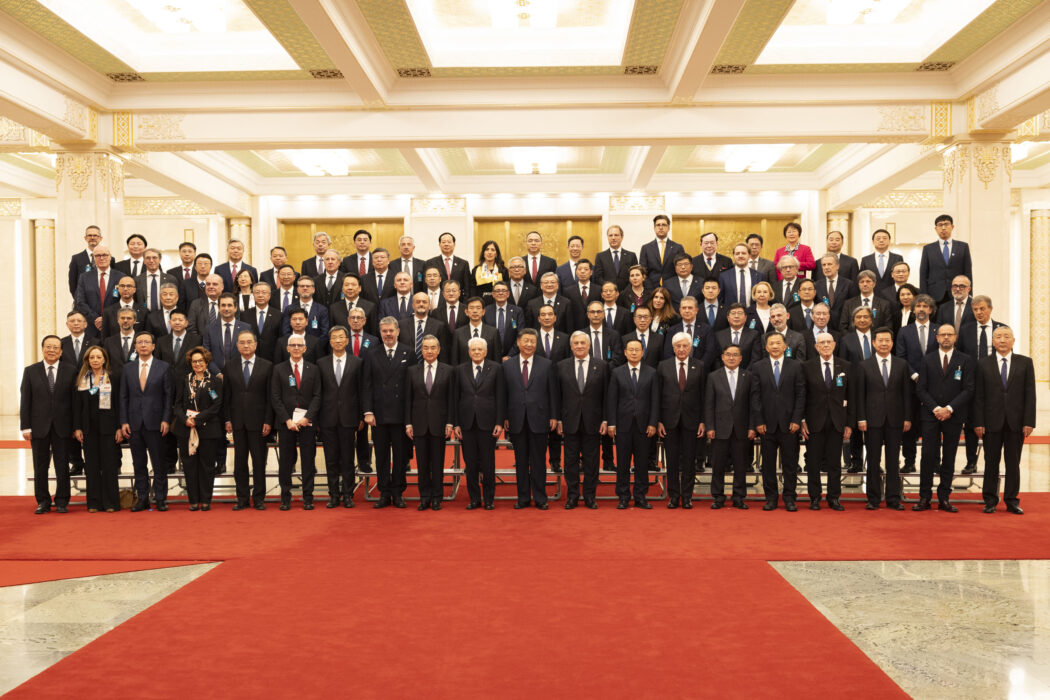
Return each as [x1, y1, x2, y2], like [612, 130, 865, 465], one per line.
[951, 284, 969, 289]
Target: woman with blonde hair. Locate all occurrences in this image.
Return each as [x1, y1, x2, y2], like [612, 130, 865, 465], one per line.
[747, 281, 775, 334]
[72, 346, 122, 512]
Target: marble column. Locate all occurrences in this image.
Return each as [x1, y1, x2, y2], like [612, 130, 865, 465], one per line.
[941, 140, 1011, 313]
[33, 219, 56, 338]
[1030, 209, 1050, 382]
[228, 217, 252, 266]
[827, 211, 851, 240]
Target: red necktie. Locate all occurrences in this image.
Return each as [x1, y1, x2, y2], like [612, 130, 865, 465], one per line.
[531, 256, 538, 281]
[521, 358, 529, 386]
[678, 362, 686, 391]
[293, 363, 301, 388]
[444, 257, 452, 277]
[359, 256, 366, 276]
[184, 268, 191, 280]
[449, 306, 456, 329]
[231, 263, 237, 279]
[98, 272, 106, 311]
[353, 334, 360, 357]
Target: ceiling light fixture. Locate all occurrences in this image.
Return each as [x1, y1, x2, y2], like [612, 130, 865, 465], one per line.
[723, 144, 791, 173]
[509, 147, 560, 175]
[826, 0, 909, 26]
[279, 149, 355, 177]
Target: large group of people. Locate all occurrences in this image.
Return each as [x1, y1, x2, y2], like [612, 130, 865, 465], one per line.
[20, 214, 1034, 515]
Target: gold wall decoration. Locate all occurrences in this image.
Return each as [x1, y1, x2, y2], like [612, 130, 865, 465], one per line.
[410, 197, 466, 215]
[668, 216, 798, 260]
[609, 194, 666, 213]
[137, 114, 185, 141]
[54, 153, 91, 197]
[863, 191, 944, 209]
[876, 105, 926, 133]
[958, 143, 970, 187]
[1012, 189, 1022, 207]
[1002, 142, 1013, 182]
[0, 199, 22, 216]
[113, 112, 134, 149]
[279, 220, 405, 268]
[1017, 115, 1039, 138]
[474, 218, 603, 266]
[96, 156, 124, 196]
[975, 86, 1000, 123]
[942, 147, 957, 194]
[62, 98, 88, 131]
[974, 143, 1004, 188]
[124, 198, 212, 216]
[1030, 210, 1050, 381]
[0, 117, 25, 141]
[930, 102, 952, 140]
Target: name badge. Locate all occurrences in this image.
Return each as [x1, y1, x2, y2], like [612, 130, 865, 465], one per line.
[112, 288, 119, 298]
[872, 309, 877, 317]
[792, 292, 800, 303]
[630, 303, 636, 313]
[416, 272, 423, 282]
[606, 348, 612, 360]
[129, 351, 137, 361]
[311, 318, 318, 329]
[99, 385, 111, 410]
[288, 375, 296, 387]
[821, 296, 829, 305]
[835, 376, 844, 387]
[362, 339, 371, 348]
[84, 264, 92, 272]
[785, 348, 792, 357]
[89, 385, 99, 395]
[511, 319, 517, 329]
[208, 389, 218, 400]
[692, 337, 700, 348]
[748, 319, 756, 329]
[953, 368, 962, 381]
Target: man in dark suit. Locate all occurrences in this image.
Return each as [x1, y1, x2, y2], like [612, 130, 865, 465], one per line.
[815, 254, 858, 327]
[698, 279, 728, 333]
[330, 275, 377, 338]
[705, 344, 755, 509]
[224, 330, 273, 510]
[300, 231, 331, 279]
[146, 283, 182, 338]
[339, 229, 373, 277]
[503, 329, 559, 509]
[399, 292, 449, 363]
[180, 253, 214, 310]
[119, 332, 172, 512]
[593, 225, 637, 292]
[317, 327, 364, 509]
[855, 327, 913, 510]
[270, 264, 300, 315]
[378, 271, 415, 322]
[600, 282, 632, 337]
[751, 333, 805, 511]
[343, 307, 379, 474]
[719, 243, 763, 307]
[877, 261, 912, 311]
[606, 338, 660, 509]
[485, 281, 525, 359]
[389, 234, 427, 294]
[359, 248, 396, 306]
[935, 275, 975, 331]
[623, 306, 662, 368]
[135, 249, 178, 314]
[801, 334, 853, 510]
[555, 333, 607, 509]
[312, 250, 346, 308]
[714, 304, 762, 369]
[555, 235, 586, 290]
[270, 335, 322, 510]
[432, 280, 469, 342]
[860, 229, 904, 292]
[275, 310, 322, 364]
[895, 294, 938, 473]
[242, 283, 282, 362]
[535, 305, 570, 471]
[771, 256, 804, 310]
[813, 230, 859, 283]
[957, 295, 1006, 473]
[920, 214, 973, 304]
[426, 232, 471, 292]
[973, 326, 1035, 514]
[639, 214, 685, 288]
[186, 274, 224, 338]
[363, 318, 413, 508]
[764, 305, 807, 362]
[506, 257, 539, 310]
[526, 273, 577, 332]
[214, 239, 257, 293]
[839, 307, 874, 473]
[800, 303, 841, 359]
[281, 277, 329, 339]
[454, 337, 506, 509]
[61, 311, 99, 368]
[584, 300, 625, 366]
[74, 244, 125, 339]
[155, 311, 199, 375]
[915, 324, 975, 512]
[662, 297, 714, 366]
[659, 333, 705, 508]
[167, 241, 197, 283]
[202, 293, 251, 377]
[101, 276, 147, 339]
[112, 233, 147, 278]
[522, 231, 558, 287]
[68, 225, 102, 298]
[788, 279, 820, 333]
[839, 270, 894, 334]
[561, 259, 603, 322]
[744, 233, 777, 282]
[20, 336, 76, 513]
[104, 308, 141, 366]
[664, 254, 704, 311]
[405, 335, 454, 510]
[451, 297, 500, 365]
[693, 232, 733, 283]
[259, 245, 296, 291]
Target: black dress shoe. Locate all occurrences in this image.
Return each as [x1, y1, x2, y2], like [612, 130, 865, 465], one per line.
[550, 463, 562, 474]
[785, 502, 798, 512]
[634, 499, 652, 510]
[254, 501, 266, 511]
[279, 502, 291, 511]
[432, 500, 442, 511]
[961, 464, 978, 475]
[732, 501, 748, 510]
[131, 499, 149, 512]
[667, 499, 679, 509]
[484, 502, 495, 510]
[1007, 505, 1025, 515]
[418, 500, 430, 511]
[900, 463, 916, 474]
[155, 501, 168, 512]
[828, 500, 844, 511]
[201, 504, 211, 511]
[55, 505, 68, 513]
[466, 501, 481, 510]
[983, 504, 996, 513]
[809, 501, 821, 511]
[937, 501, 958, 513]
[912, 500, 931, 511]
[535, 502, 549, 510]
[762, 501, 777, 511]
[232, 502, 247, 511]
[514, 501, 530, 509]
[34, 504, 49, 514]
[564, 499, 577, 510]
[303, 502, 314, 511]
[69, 464, 85, 476]
[394, 496, 407, 508]
[865, 503, 879, 510]
[602, 463, 616, 472]
[326, 497, 339, 509]
[358, 463, 373, 474]
[584, 498, 597, 510]
[617, 499, 629, 510]
[189, 503, 200, 511]
[888, 503, 905, 511]
[847, 464, 863, 474]
[343, 496, 354, 508]
[374, 496, 390, 509]
[682, 499, 693, 509]
[710, 501, 724, 510]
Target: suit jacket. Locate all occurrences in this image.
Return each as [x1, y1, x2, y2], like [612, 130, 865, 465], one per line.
[426, 255, 471, 292]
[761, 328, 807, 362]
[74, 268, 126, 337]
[772, 278, 804, 309]
[274, 334, 322, 365]
[935, 297, 976, 329]
[860, 252, 903, 291]
[362, 343, 412, 424]
[186, 296, 223, 338]
[750, 357, 805, 432]
[259, 267, 298, 291]
[696, 300, 728, 333]
[957, 319, 1006, 361]
[855, 355, 912, 428]
[223, 355, 274, 431]
[639, 238, 686, 287]
[704, 367, 754, 439]
[917, 350, 975, 424]
[19, 361, 76, 437]
[555, 356, 607, 433]
[405, 362, 455, 435]
[664, 276, 704, 311]
[813, 253, 860, 283]
[749, 257, 778, 282]
[240, 307, 282, 362]
[555, 261, 580, 290]
[313, 271, 347, 308]
[693, 253, 733, 282]
[156, 332, 201, 377]
[346, 331, 380, 361]
[180, 276, 211, 310]
[147, 307, 181, 339]
[718, 267, 763, 306]
[454, 360, 506, 432]
[562, 283, 603, 323]
[172, 373, 224, 439]
[535, 329, 571, 365]
[503, 354, 559, 434]
[814, 277, 857, 327]
[214, 262, 257, 294]
[399, 316, 452, 363]
[431, 301, 469, 336]
[483, 303, 526, 356]
[269, 360, 322, 424]
[522, 254, 557, 287]
[602, 304, 633, 337]
[104, 334, 140, 366]
[507, 279, 539, 310]
[788, 304, 819, 334]
[119, 358, 173, 430]
[101, 302, 148, 340]
[714, 327, 762, 369]
[69, 250, 94, 297]
[584, 325, 625, 366]
[389, 257, 428, 294]
[618, 330, 660, 369]
[894, 322, 938, 377]
[133, 271, 179, 311]
[378, 294, 415, 322]
[606, 363, 659, 431]
[920, 240, 972, 301]
[838, 295, 894, 334]
[270, 286, 300, 314]
[525, 295, 577, 333]
[112, 257, 147, 278]
[973, 353, 1036, 432]
[661, 320, 714, 367]
[838, 331, 873, 366]
[451, 324, 501, 365]
[802, 356, 854, 433]
[316, 353, 364, 429]
[202, 318, 252, 375]
[329, 297, 377, 337]
[358, 268, 397, 306]
[657, 357, 704, 431]
[300, 256, 324, 279]
[281, 301, 329, 338]
[61, 335, 99, 368]
[802, 326, 841, 359]
[593, 247, 637, 291]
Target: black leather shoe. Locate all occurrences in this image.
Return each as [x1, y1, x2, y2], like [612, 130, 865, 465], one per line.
[710, 501, 724, 510]
[564, 499, 577, 510]
[417, 500, 430, 511]
[374, 496, 390, 509]
[535, 502, 549, 510]
[682, 499, 693, 509]
[34, 504, 50, 514]
[602, 463, 616, 472]
[785, 502, 798, 512]
[233, 502, 247, 511]
[983, 504, 996, 514]
[189, 503, 199, 511]
[254, 501, 266, 511]
[201, 504, 211, 511]
[484, 502, 495, 510]
[912, 500, 931, 511]
[55, 505, 68, 513]
[69, 464, 85, 476]
[888, 502, 905, 511]
[732, 500, 748, 510]
[326, 497, 339, 509]
[865, 503, 879, 510]
[303, 502, 314, 510]
[584, 498, 597, 510]
[809, 501, 821, 511]
[550, 463, 562, 473]
[432, 500, 442, 511]
[634, 499, 652, 510]
[358, 463, 373, 474]
[466, 501, 481, 510]
[762, 501, 777, 511]
[667, 499, 679, 509]
[900, 463, 916, 474]
[937, 501, 958, 513]
[828, 500, 844, 511]
[961, 464, 977, 475]
[1007, 505, 1025, 515]
[617, 499, 629, 510]
[279, 502, 290, 511]
[514, 501, 530, 509]
[343, 496, 354, 508]
[131, 499, 149, 512]
[155, 501, 168, 512]
[394, 496, 407, 508]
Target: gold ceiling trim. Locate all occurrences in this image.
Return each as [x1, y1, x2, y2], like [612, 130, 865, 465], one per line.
[747, 63, 918, 75]
[0, 0, 133, 75]
[0, 198, 21, 216]
[863, 190, 943, 209]
[0, 152, 53, 178]
[620, 0, 685, 69]
[711, 0, 793, 68]
[136, 114, 184, 141]
[610, 194, 665, 213]
[136, 70, 312, 82]
[877, 105, 927, 133]
[356, 0, 430, 72]
[243, 0, 336, 72]
[924, 0, 1043, 64]
[411, 197, 466, 216]
[125, 198, 213, 217]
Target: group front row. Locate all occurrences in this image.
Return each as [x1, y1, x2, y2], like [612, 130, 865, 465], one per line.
[21, 313, 1034, 515]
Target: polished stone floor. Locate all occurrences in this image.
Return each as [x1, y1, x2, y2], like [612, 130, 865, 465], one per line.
[774, 560, 1050, 699]
[0, 563, 218, 695]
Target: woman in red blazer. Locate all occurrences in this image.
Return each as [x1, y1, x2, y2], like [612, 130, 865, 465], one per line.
[773, 222, 816, 280]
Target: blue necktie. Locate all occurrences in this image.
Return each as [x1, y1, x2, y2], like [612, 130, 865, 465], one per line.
[497, 306, 505, 341]
[942, 241, 950, 264]
[224, 323, 232, 358]
[862, 335, 871, 359]
[739, 270, 746, 307]
[150, 275, 158, 310]
[415, 320, 424, 364]
[613, 249, 620, 272]
[243, 360, 251, 385]
[1001, 358, 1008, 389]
[805, 307, 812, 329]
[824, 361, 832, 387]
[631, 367, 638, 389]
[773, 360, 781, 387]
[882, 358, 889, 386]
[708, 304, 716, 326]
[545, 332, 551, 357]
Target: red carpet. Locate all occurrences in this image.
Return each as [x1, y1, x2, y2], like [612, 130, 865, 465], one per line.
[5, 493, 1050, 697]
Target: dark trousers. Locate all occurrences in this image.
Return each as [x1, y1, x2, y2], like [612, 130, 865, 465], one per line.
[320, 424, 356, 498]
[510, 429, 548, 505]
[563, 427, 600, 501]
[805, 426, 843, 501]
[710, 435, 749, 503]
[844, 430, 865, 468]
[760, 429, 799, 503]
[982, 429, 1024, 506]
[129, 427, 166, 502]
[179, 433, 219, 505]
[865, 426, 902, 505]
[67, 437, 84, 468]
[355, 424, 371, 468]
[663, 425, 698, 503]
[601, 433, 615, 467]
[901, 422, 918, 466]
[963, 425, 980, 467]
[462, 425, 497, 504]
[82, 430, 120, 510]
[413, 432, 446, 502]
[548, 428, 562, 467]
[919, 420, 962, 502]
[614, 425, 651, 501]
[31, 430, 69, 508]
[232, 428, 268, 504]
[277, 425, 316, 502]
[372, 423, 408, 498]
[161, 432, 179, 471]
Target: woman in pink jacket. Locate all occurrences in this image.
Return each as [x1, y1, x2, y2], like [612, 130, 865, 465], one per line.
[773, 222, 816, 280]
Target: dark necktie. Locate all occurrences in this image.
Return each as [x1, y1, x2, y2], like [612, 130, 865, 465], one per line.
[613, 249, 620, 272]
[258, 310, 265, 330]
[359, 256, 366, 276]
[805, 307, 812, 329]
[943, 241, 950, 264]
[881, 358, 889, 386]
[283, 292, 290, 311]
[738, 270, 746, 307]
[473, 327, 479, 338]
[979, 325, 988, 358]
[577, 360, 586, 393]
[497, 307, 505, 341]
[639, 333, 646, 351]
[74, 338, 81, 360]
[327, 276, 335, 293]
[224, 323, 232, 357]
[827, 280, 835, 305]
[521, 358, 529, 385]
[863, 335, 871, 359]
[98, 272, 106, 312]
[47, 364, 55, 392]
[475, 364, 482, 386]
[1001, 358, 1008, 389]
[773, 359, 781, 387]
[243, 359, 251, 385]
[824, 361, 832, 387]
[400, 296, 407, 316]
[545, 332, 551, 357]
[209, 301, 216, 322]
[593, 330, 601, 359]
[448, 306, 456, 330]
[708, 305, 715, 326]
[631, 366, 638, 389]
[942, 353, 949, 375]
[184, 268, 191, 280]
[150, 275, 158, 310]
[678, 362, 686, 391]
[131, 260, 139, 277]
[335, 358, 343, 386]
[122, 336, 131, 361]
[376, 274, 383, 295]
[415, 321, 424, 363]
[173, 336, 182, 360]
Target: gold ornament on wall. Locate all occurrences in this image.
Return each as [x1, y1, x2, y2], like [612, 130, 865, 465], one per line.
[0, 199, 21, 216]
[55, 154, 91, 197]
[609, 194, 666, 213]
[942, 147, 956, 195]
[410, 197, 466, 215]
[876, 105, 926, 133]
[137, 114, 185, 141]
[974, 144, 1002, 189]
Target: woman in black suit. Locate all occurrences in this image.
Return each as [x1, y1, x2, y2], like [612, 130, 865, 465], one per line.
[647, 287, 679, 338]
[896, 283, 919, 328]
[746, 281, 775, 334]
[469, 240, 507, 303]
[173, 346, 225, 510]
[234, 269, 256, 313]
[618, 264, 651, 313]
[72, 346, 122, 512]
